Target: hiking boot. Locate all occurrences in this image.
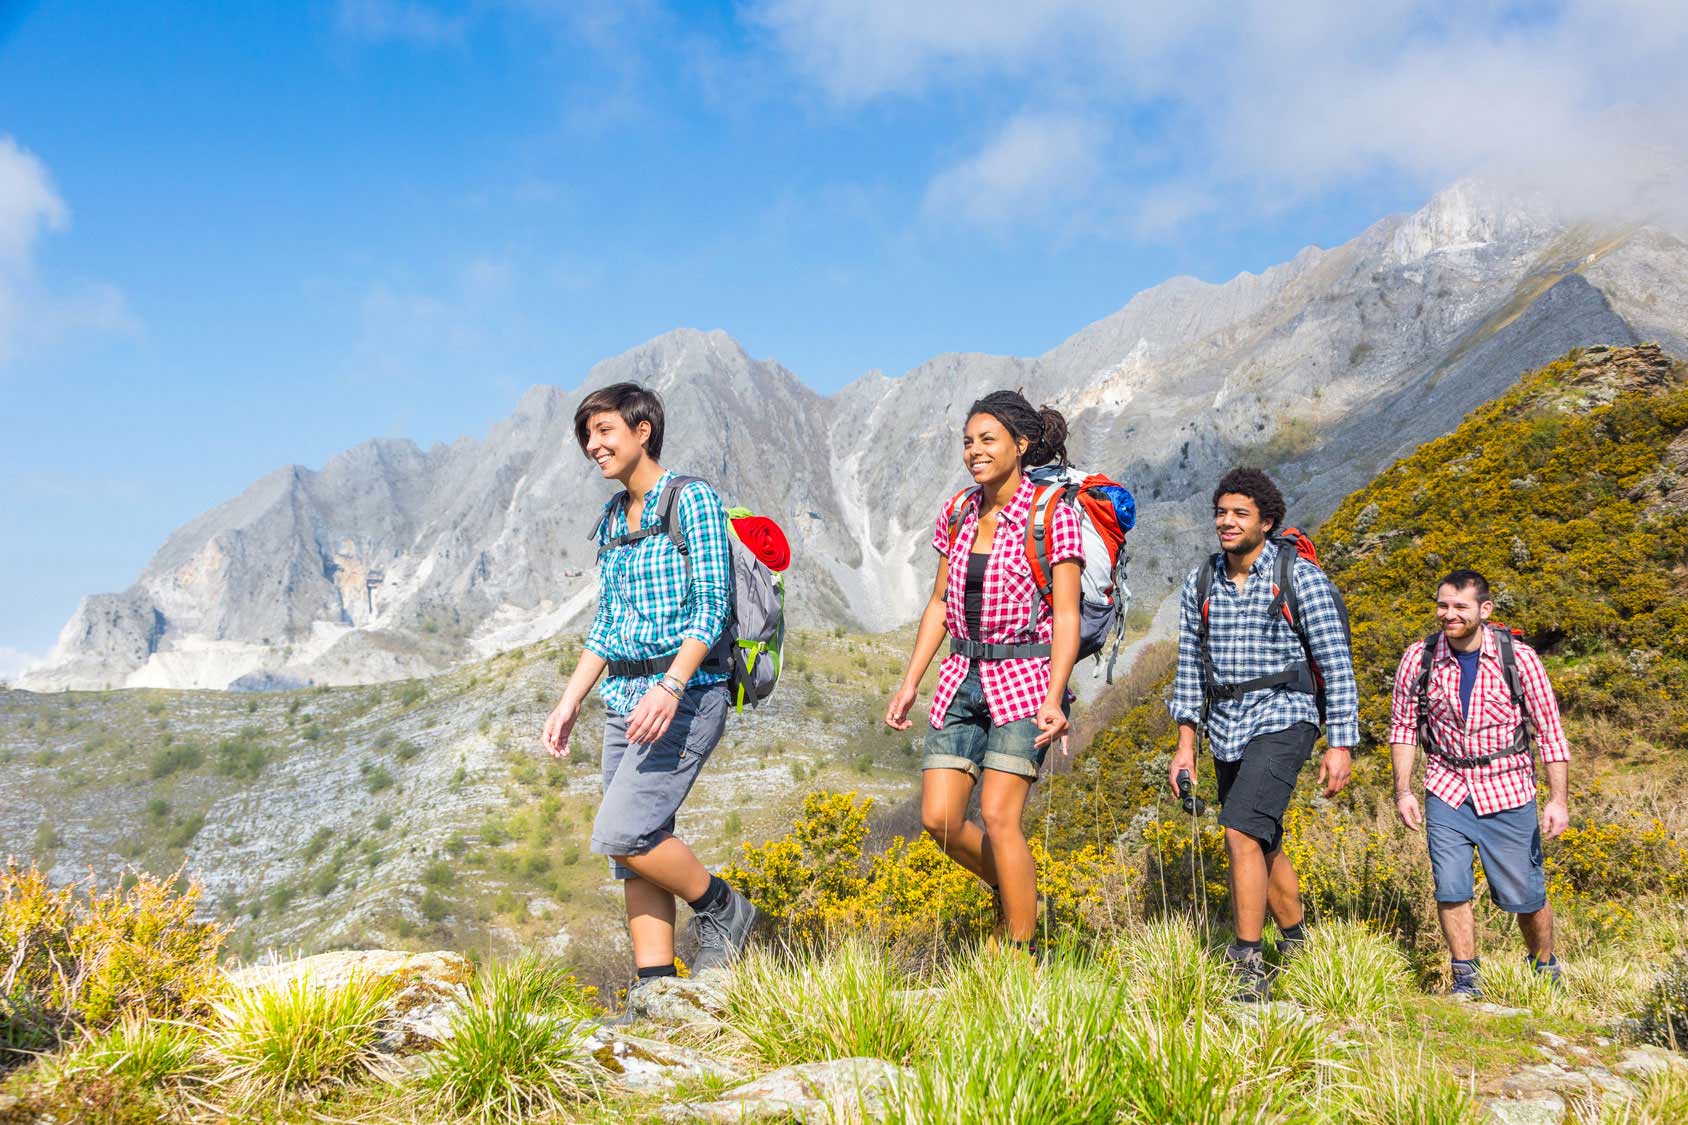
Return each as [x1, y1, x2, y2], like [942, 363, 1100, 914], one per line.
[1224, 943, 1271, 1003]
[1528, 953, 1564, 989]
[690, 885, 758, 975]
[1450, 960, 1482, 1001]
[1276, 931, 1307, 963]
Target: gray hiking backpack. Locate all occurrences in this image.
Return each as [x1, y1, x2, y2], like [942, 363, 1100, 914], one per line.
[593, 475, 786, 712]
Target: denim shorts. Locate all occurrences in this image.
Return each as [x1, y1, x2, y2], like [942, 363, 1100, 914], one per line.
[1425, 793, 1547, 913]
[590, 683, 729, 880]
[921, 666, 1064, 781]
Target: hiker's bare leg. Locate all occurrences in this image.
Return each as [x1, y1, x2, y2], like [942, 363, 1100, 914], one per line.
[980, 770, 1036, 941]
[922, 769, 996, 883]
[616, 836, 711, 902]
[1264, 847, 1303, 929]
[1226, 827, 1269, 943]
[624, 876, 677, 969]
[1517, 904, 1554, 961]
[1438, 901, 1477, 961]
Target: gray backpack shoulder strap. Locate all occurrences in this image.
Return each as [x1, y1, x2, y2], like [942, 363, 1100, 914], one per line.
[1492, 626, 1538, 741]
[656, 475, 709, 557]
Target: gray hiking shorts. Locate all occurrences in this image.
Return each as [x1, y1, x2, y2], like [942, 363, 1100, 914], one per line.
[590, 683, 729, 880]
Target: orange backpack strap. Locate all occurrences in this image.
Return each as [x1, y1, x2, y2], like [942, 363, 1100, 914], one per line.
[1024, 484, 1067, 600]
[944, 487, 979, 551]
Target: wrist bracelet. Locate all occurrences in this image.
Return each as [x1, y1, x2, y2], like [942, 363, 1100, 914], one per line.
[658, 674, 685, 699]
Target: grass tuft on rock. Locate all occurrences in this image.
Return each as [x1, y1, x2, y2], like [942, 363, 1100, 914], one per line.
[210, 970, 397, 1106]
[422, 955, 603, 1124]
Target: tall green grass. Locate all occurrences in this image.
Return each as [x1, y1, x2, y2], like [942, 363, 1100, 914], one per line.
[1335, 1046, 1483, 1124]
[55, 1014, 208, 1086]
[723, 938, 939, 1066]
[423, 956, 603, 1124]
[211, 970, 397, 1106]
[1276, 920, 1412, 1023]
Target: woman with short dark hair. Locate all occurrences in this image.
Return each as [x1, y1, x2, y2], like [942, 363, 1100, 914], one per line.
[543, 382, 756, 994]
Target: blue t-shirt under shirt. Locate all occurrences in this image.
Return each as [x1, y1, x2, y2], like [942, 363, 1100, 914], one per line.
[1455, 648, 1481, 720]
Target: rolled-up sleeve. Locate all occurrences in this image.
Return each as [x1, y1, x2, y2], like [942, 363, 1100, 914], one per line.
[676, 482, 732, 647]
[1169, 569, 1205, 727]
[1295, 562, 1360, 749]
[1389, 644, 1425, 746]
[1517, 647, 1570, 762]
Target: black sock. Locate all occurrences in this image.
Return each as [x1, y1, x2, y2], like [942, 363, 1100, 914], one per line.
[1231, 937, 1264, 953]
[688, 874, 731, 914]
[1452, 957, 1480, 971]
[1279, 921, 1306, 943]
[637, 962, 678, 980]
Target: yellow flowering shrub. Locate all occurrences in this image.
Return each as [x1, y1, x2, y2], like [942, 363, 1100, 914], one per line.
[1547, 816, 1688, 900]
[725, 791, 1141, 947]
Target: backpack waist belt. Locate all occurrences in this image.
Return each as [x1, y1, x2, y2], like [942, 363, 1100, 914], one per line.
[605, 651, 729, 679]
[1202, 660, 1316, 703]
[950, 637, 1051, 661]
[1425, 743, 1531, 770]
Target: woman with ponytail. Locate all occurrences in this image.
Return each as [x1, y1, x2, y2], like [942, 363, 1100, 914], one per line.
[886, 390, 1083, 959]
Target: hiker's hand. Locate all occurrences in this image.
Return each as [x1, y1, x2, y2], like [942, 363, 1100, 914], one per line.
[1542, 799, 1569, 840]
[1395, 792, 1423, 832]
[625, 684, 679, 746]
[1318, 746, 1352, 797]
[543, 695, 581, 758]
[885, 683, 918, 732]
[1168, 747, 1196, 800]
[1033, 698, 1069, 749]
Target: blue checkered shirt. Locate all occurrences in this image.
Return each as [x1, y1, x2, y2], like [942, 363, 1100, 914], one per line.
[1169, 540, 1360, 761]
[585, 470, 731, 715]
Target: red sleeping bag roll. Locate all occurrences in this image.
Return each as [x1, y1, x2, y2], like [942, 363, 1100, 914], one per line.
[730, 514, 791, 572]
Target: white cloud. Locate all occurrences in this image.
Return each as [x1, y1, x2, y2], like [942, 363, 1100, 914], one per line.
[335, 0, 468, 46]
[751, 0, 1688, 232]
[924, 111, 1105, 228]
[0, 645, 44, 683]
[0, 136, 136, 366]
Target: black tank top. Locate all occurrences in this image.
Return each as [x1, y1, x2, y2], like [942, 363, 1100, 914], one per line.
[964, 552, 990, 638]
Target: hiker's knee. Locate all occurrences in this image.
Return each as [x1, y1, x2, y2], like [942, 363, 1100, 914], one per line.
[979, 799, 1024, 841]
[922, 804, 967, 842]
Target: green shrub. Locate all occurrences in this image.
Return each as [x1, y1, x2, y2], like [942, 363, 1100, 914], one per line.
[301, 827, 333, 861]
[214, 734, 270, 780]
[364, 764, 395, 794]
[148, 743, 203, 779]
[1636, 954, 1688, 1050]
[396, 740, 422, 762]
[421, 890, 450, 922]
[423, 861, 456, 888]
[164, 813, 206, 850]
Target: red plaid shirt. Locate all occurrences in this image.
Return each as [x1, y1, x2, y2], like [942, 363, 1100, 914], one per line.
[928, 476, 1083, 728]
[1389, 630, 1570, 815]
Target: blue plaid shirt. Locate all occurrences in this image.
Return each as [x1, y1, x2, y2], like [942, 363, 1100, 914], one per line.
[1170, 540, 1360, 760]
[585, 470, 731, 715]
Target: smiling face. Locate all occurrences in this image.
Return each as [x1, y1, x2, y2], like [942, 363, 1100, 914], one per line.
[962, 412, 1027, 489]
[582, 410, 652, 482]
[1213, 492, 1272, 555]
[1435, 581, 1493, 644]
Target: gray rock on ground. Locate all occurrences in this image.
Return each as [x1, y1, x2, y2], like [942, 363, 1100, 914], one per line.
[626, 973, 731, 1030]
[582, 1026, 750, 1094]
[662, 1057, 914, 1123]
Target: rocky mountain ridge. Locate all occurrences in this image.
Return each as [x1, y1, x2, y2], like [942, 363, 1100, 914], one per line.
[22, 180, 1688, 691]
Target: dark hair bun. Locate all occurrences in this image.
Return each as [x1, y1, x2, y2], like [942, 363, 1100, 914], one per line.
[1029, 405, 1069, 468]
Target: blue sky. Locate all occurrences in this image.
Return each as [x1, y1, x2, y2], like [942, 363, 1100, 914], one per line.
[2, 0, 1683, 675]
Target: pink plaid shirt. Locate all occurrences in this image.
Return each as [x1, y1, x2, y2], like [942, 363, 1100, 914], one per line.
[928, 476, 1083, 728]
[1389, 630, 1570, 815]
